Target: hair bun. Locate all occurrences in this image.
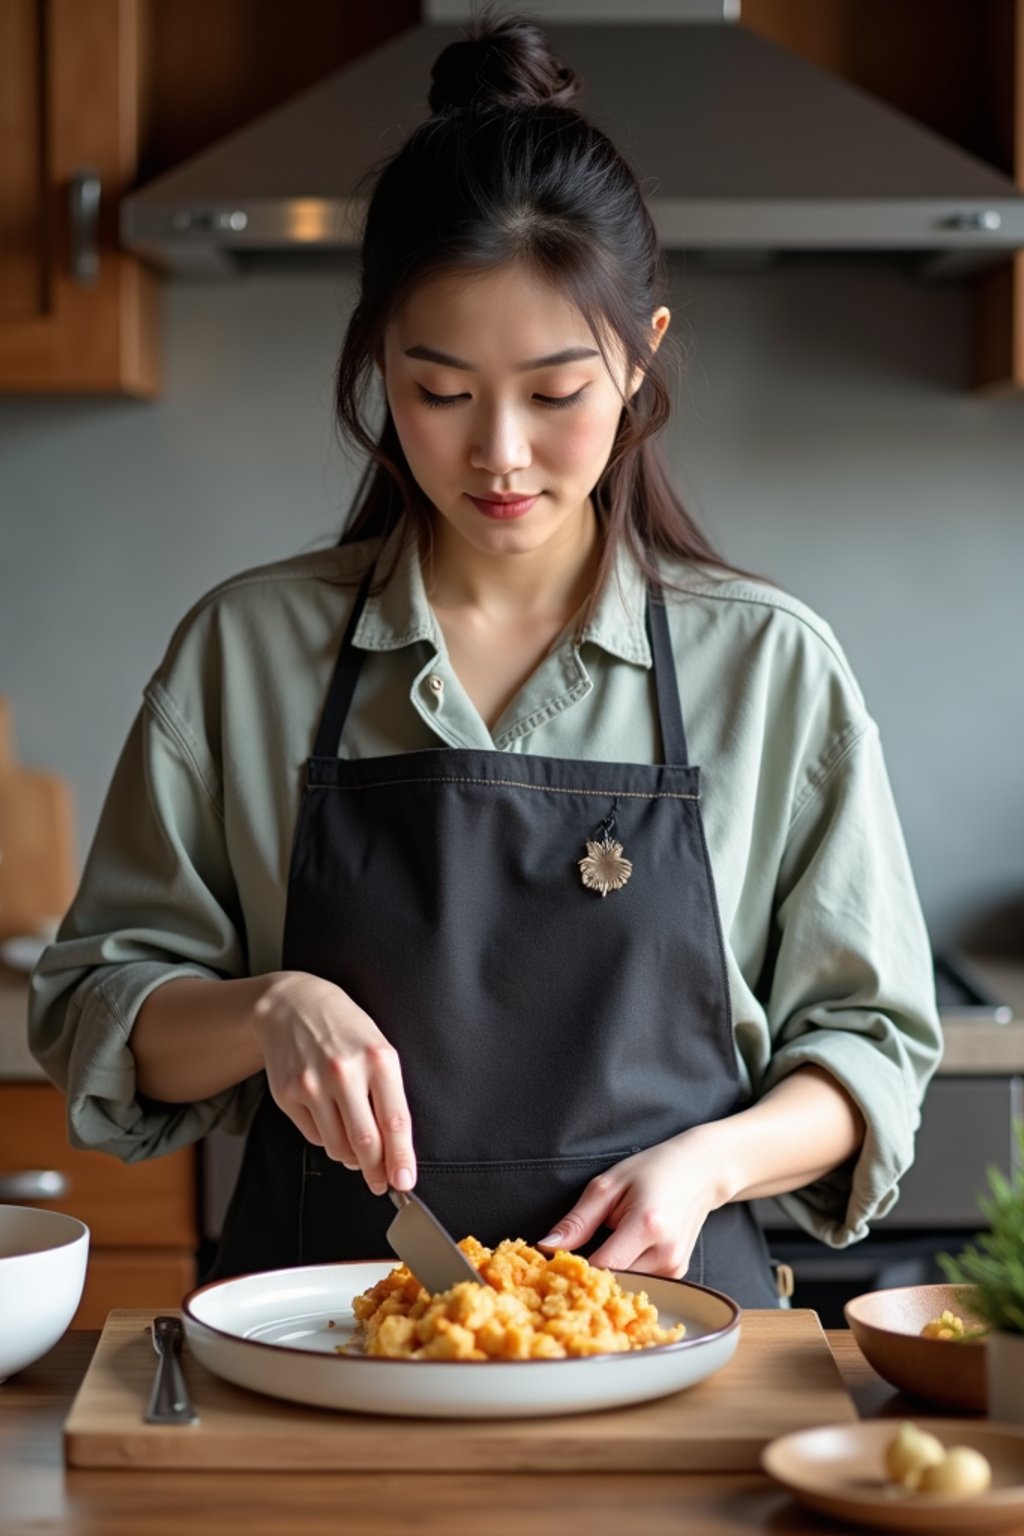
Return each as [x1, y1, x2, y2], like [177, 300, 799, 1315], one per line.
[428, 7, 582, 115]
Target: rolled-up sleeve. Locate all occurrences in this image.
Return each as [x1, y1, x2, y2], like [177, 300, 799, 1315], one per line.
[755, 719, 943, 1246]
[28, 684, 263, 1161]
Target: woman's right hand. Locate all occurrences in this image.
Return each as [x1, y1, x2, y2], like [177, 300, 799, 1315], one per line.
[251, 970, 416, 1196]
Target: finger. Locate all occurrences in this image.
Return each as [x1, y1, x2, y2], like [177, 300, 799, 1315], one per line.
[343, 1114, 387, 1194]
[537, 1170, 621, 1252]
[589, 1209, 696, 1277]
[598, 1242, 694, 1281]
[366, 1043, 416, 1191]
[304, 1092, 359, 1168]
[321, 1056, 387, 1192]
[314, 1099, 360, 1169]
[291, 1065, 354, 1165]
[334, 1094, 387, 1194]
[289, 1090, 361, 1172]
[291, 1103, 323, 1146]
[585, 1218, 651, 1273]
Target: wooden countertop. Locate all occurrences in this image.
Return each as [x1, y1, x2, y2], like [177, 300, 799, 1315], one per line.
[5, 1328, 1016, 1536]
[940, 957, 1024, 1073]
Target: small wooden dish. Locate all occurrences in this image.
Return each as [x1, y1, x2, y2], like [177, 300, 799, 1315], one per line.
[763, 1420, 1024, 1533]
[844, 1284, 988, 1411]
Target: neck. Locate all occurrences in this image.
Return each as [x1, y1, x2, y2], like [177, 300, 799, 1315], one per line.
[424, 501, 602, 626]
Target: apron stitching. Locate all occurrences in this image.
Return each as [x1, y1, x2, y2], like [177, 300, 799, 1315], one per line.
[417, 1155, 632, 1171]
[313, 776, 698, 801]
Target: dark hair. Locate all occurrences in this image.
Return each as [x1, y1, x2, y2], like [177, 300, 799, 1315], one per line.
[334, 3, 742, 609]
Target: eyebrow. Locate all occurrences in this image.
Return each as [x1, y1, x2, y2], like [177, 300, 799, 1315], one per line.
[402, 344, 600, 373]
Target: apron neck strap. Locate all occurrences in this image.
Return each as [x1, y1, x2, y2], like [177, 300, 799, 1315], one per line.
[312, 561, 376, 759]
[313, 562, 690, 768]
[645, 584, 690, 767]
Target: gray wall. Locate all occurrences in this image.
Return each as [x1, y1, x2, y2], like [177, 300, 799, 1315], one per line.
[2, 258, 1022, 947]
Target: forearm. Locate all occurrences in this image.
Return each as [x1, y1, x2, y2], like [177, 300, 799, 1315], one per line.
[131, 975, 268, 1101]
[707, 1064, 867, 1205]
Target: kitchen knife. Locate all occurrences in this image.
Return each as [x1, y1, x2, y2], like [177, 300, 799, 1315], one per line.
[386, 1187, 481, 1293]
[145, 1315, 199, 1425]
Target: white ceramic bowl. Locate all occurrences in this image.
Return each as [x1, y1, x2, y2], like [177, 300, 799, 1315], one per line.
[0, 1204, 89, 1383]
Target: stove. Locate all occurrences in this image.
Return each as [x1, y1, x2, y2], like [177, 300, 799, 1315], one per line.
[933, 948, 1014, 1024]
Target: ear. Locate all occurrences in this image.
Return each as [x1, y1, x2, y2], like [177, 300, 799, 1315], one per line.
[628, 307, 671, 399]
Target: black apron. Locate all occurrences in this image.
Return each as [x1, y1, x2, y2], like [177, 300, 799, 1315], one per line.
[209, 562, 780, 1308]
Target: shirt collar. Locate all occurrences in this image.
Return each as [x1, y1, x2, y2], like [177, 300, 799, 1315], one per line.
[576, 536, 652, 667]
[352, 519, 653, 668]
[352, 524, 441, 653]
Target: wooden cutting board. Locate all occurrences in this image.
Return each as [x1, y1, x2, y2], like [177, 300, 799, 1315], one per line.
[0, 696, 76, 940]
[64, 1307, 857, 1472]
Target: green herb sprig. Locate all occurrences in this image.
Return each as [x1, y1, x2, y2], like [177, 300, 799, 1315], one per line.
[938, 1119, 1024, 1336]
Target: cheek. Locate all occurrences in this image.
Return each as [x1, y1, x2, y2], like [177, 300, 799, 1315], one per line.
[551, 406, 621, 469]
[390, 399, 455, 470]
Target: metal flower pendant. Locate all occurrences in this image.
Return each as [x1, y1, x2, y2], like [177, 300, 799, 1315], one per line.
[578, 836, 633, 898]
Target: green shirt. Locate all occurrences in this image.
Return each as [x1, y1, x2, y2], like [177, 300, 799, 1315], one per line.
[28, 527, 942, 1248]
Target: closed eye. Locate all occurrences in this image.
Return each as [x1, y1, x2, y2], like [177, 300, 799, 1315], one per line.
[416, 385, 588, 411]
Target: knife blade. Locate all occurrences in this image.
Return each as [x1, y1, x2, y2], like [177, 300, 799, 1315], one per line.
[386, 1187, 482, 1294]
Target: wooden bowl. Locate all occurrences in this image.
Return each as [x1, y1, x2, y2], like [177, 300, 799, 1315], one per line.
[844, 1284, 988, 1411]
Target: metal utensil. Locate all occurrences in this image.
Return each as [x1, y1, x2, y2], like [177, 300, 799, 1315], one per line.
[145, 1314, 199, 1426]
[386, 1187, 481, 1293]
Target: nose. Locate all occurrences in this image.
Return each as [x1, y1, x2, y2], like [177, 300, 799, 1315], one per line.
[468, 402, 532, 479]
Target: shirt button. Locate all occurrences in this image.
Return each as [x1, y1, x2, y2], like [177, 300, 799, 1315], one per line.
[428, 674, 444, 695]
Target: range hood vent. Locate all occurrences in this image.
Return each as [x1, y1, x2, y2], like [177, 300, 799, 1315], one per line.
[121, 12, 1024, 279]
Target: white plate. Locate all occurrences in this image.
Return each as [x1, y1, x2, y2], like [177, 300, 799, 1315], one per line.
[182, 1261, 741, 1418]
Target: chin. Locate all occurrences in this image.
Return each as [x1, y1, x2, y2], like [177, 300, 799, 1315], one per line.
[469, 521, 557, 556]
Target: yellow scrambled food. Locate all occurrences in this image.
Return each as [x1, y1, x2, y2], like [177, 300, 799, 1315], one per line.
[919, 1310, 988, 1341]
[884, 1422, 992, 1497]
[342, 1236, 687, 1360]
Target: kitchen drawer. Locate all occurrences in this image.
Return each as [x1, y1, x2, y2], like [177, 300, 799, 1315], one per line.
[71, 1248, 197, 1329]
[0, 1082, 196, 1246]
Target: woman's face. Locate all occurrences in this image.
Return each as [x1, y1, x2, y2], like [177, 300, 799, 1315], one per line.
[378, 263, 669, 560]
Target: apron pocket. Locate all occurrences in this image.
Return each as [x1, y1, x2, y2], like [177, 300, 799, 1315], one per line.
[297, 1148, 638, 1265]
[298, 1149, 779, 1307]
[412, 1152, 635, 1255]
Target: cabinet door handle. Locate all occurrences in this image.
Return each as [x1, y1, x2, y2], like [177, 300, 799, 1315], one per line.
[69, 169, 102, 286]
[0, 1169, 69, 1201]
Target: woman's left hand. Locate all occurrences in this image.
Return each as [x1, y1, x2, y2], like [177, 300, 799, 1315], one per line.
[536, 1127, 734, 1277]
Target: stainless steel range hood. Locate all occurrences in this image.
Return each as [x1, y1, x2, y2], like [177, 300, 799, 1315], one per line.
[120, 0, 1024, 279]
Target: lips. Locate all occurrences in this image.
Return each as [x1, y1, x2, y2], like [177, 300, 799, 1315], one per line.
[466, 493, 540, 521]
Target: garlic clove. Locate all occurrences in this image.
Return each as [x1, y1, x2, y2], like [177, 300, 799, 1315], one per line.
[884, 1422, 946, 1488]
[916, 1445, 993, 1498]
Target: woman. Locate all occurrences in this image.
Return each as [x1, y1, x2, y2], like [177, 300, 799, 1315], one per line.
[29, 9, 942, 1309]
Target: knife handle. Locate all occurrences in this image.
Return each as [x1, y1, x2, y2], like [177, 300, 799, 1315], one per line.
[145, 1316, 199, 1426]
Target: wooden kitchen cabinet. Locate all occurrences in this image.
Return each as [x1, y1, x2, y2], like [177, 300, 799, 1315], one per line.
[976, 0, 1024, 391]
[743, 0, 1024, 394]
[0, 1081, 198, 1327]
[0, 0, 418, 397]
[0, 0, 160, 395]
